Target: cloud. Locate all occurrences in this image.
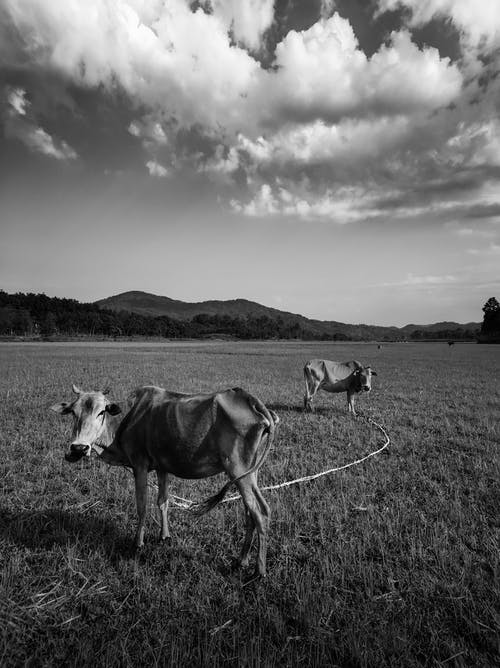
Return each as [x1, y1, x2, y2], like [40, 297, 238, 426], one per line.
[2, 4, 461, 132]
[1, 0, 498, 222]
[320, 0, 337, 21]
[467, 243, 500, 256]
[236, 115, 413, 172]
[454, 226, 499, 238]
[405, 273, 457, 285]
[377, 1, 500, 53]
[129, 119, 168, 146]
[269, 19, 461, 125]
[371, 273, 458, 288]
[2, 85, 78, 160]
[2, 0, 263, 135]
[19, 126, 77, 160]
[7, 87, 28, 115]
[145, 159, 169, 178]
[200, 144, 240, 180]
[207, 0, 275, 50]
[231, 182, 386, 222]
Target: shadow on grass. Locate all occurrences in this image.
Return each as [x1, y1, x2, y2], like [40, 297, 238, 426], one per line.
[0, 506, 255, 579]
[0, 506, 133, 563]
[268, 402, 342, 417]
[267, 402, 304, 414]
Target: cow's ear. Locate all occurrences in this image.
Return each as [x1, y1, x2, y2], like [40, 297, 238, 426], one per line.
[50, 402, 72, 414]
[370, 369, 377, 376]
[105, 403, 122, 416]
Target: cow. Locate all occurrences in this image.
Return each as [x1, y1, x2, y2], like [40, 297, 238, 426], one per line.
[303, 360, 377, 415]
[51, 384, 278, 577]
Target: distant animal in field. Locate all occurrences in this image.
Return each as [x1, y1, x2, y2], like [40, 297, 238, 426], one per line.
[448, 341, 455, 347]
[377, 344, 382, 350]
[303, 360, 377, 416]
[51, 384, 278, 577]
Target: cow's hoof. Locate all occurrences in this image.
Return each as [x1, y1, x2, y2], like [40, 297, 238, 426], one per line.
[243, 571, 265, 586]
[227, 557, 242, 574]
[159, 535, 172, 545]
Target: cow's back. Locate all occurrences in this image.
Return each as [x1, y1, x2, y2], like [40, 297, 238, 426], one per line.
[116, 387, 215, 469]
[108, 386, 270, 476]
[307, 359, 361, 392]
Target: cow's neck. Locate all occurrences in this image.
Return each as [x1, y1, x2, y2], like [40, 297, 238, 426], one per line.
[94, 413, 122, 449]
[92, 413, 129, 466]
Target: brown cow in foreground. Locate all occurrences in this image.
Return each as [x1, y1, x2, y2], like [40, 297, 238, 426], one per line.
[304, 359, 377, 415]
[51, 384, 278, 577]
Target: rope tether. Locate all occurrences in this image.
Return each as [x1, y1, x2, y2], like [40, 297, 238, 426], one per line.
[165, 412, 391, 511]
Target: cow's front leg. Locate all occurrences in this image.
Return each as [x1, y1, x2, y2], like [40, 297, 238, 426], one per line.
[304, 381, 320, 412]
[133, 467, 148, 549]
[347, 391, 356, 416]
[156, 470, 171, 542]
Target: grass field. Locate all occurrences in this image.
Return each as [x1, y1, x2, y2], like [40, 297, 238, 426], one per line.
[0, 341, 499, 667]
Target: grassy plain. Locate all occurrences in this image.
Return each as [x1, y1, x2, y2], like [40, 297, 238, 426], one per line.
[0, 341, 499, 667]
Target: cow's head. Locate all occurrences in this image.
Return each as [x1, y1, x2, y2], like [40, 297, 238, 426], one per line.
[353, 366, 377, 393]
[50, 385, 121, 462]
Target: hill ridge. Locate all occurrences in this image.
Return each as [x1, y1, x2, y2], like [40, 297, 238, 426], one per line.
[95, 290, 480, 340]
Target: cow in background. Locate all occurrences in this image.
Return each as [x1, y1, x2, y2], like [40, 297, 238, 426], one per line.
[304, 360, 377, 415]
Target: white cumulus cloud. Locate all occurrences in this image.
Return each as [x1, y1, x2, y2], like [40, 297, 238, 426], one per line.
[146, 159, 169, 177]
[269, 17, 461, 124]
[377, 0, 500, 52]
[3, 1, 499, 220]
[207, 0, 275, 50]
[7, 87, 28, 115]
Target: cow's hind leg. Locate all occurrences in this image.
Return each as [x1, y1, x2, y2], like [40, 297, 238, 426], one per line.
[156, 470, 171, 542]
[239, 506, 255, 568]
[237, 473, 270, 569]
[133, 467, 148, 549]
[235, 472, 270, 577]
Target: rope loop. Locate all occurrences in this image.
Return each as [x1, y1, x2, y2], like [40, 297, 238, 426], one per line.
[166, 411, 390, 510]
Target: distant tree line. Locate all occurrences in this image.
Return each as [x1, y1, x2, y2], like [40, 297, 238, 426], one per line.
[409, 328, 478, 341]
[0, 291, 337, 341]
[1, 290, 492, 342]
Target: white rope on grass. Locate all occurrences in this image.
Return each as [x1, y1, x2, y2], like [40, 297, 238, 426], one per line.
[166, 413, 391, 510]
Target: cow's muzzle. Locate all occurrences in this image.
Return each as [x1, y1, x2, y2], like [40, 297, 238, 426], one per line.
[65, 443, 91, 462]
[362, 385, 371, 392]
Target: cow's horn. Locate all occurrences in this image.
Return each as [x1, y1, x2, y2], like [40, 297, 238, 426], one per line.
[72, 384, 83, 395]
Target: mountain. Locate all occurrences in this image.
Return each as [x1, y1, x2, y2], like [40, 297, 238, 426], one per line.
[95, 291, 480, 340]
[400, 321, 480, 334]
[97, 291, 293, 320]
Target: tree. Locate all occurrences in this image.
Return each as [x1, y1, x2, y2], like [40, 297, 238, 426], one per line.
[41, 312, 58, 338]
[0, 307, 15, 335]
[481, 297, 500, 335]
[483, 297, 500, 314]
[13, 309, 34, 336]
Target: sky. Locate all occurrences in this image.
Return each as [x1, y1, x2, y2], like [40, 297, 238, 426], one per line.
[1, 0, 499, 327]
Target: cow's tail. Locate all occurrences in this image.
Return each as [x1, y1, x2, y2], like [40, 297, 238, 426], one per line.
[190, 402, 278, 516]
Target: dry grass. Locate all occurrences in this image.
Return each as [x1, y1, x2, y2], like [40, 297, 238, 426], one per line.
[0, 341, 499, 667]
